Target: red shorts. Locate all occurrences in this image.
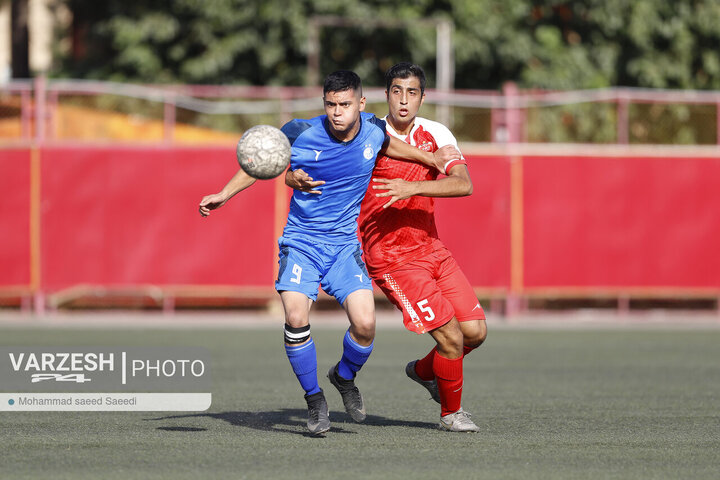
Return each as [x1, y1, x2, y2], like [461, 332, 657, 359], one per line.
[374, 247, 486, 334]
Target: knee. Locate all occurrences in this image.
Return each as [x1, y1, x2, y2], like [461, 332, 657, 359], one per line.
[344, 290, 376, 345]
[464, 321, 487, 349]
[284, 308, 309, 329]
[349, 317, 375, 345]
[435, 322, 464, 359]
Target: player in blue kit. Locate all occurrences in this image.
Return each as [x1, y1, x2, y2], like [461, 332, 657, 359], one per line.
[199, 70, 460, 435]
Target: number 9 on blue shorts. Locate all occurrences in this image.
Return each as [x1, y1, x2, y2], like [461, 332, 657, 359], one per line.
[275, 236, 372, 305]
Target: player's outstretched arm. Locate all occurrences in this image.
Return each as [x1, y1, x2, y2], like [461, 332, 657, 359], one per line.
[284, 168, 325, 195]
[198, 168, 256, 217]
[372, 163, 473, 208]
[381, 136, 460, 174]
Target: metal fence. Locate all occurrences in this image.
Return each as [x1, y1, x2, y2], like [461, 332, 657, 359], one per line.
[2, 77, 720, 145]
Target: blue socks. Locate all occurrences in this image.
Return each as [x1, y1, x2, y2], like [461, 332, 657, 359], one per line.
[285, 339, 321, 396]
[337, 329, 374, 380]
[285, 327, 374, 394]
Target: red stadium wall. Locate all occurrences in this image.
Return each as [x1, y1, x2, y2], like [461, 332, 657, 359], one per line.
[434, 155, 511, 290]
[42, 146, 277, 289]
[0, 149, 32, 289]
[522, 155, 720, 291]
[1, 146, 277, 303]
[1, 146, 719, 306]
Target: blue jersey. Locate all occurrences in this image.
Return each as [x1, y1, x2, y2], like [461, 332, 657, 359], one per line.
[281, 112, 388, 244]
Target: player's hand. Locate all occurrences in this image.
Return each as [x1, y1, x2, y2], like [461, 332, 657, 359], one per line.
[372, 178, 417, 209]
[432, 145, 461, 175]
[285, 168, 325, 194]
[198, 193, 228, 217]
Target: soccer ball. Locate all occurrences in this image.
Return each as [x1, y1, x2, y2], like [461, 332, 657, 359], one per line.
[236, 125, 291, 179]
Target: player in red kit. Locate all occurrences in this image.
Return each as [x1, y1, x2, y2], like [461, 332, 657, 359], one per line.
[363, 62, 487, 432]
[287, 63, 487, 432]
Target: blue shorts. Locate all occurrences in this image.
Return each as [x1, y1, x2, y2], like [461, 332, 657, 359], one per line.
[275, 236, 372, 305]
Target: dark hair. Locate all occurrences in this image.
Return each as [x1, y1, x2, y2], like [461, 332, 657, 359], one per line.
[323, 70, 362, 96]
[385, 62, 426, 95]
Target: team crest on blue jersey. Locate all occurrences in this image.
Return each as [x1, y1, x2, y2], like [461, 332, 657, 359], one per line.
[363, 145, 375, 160]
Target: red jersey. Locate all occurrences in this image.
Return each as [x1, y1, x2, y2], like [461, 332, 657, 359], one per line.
[358, 117, 466, 277]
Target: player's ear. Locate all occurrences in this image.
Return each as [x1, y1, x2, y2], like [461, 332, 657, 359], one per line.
[420, 93, 426, 107]
[359, 96, 366, 111]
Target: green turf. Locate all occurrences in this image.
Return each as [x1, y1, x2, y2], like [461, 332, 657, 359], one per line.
[1, 326, 719, 479]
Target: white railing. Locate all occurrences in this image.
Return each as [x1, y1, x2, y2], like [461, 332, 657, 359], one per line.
[1, 77, 719, 144]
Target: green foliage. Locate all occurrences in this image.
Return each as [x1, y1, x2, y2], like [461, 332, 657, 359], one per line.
[56, 0, 720, 91]
[452, 0, 720, 90]
[526, 104, 617, 143]
[628, 103, 717, 144]
[52, 0, 720, 143]
[62, 0, 312, 85]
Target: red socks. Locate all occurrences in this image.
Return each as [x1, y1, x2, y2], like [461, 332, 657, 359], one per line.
[414, 347, 437, 381]
[412, 344, 478, 416]
[414, 344, 477, 382]
[433, 353, 464, 416]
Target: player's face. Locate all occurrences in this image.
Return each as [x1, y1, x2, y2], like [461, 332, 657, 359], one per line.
[386, 76, 425, 131]
[323, 88, 366, 141]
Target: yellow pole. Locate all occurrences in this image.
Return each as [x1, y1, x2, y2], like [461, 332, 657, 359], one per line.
[29, 147, 41, 293]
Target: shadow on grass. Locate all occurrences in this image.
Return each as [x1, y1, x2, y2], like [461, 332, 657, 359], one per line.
[156, 426, 208, 432]
[147, 409, 435, 437]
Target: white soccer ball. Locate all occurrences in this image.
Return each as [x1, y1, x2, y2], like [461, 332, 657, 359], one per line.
[236, 125, 291, 179]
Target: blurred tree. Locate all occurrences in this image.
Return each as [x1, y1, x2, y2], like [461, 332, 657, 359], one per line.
[62, 0, 310, 84]
[56, 0, 720, 91]
[51, 0, 720, 143]
[11, 0, 30, 78]
[58, 0, 450, 87]
[453, 0, 720, 90]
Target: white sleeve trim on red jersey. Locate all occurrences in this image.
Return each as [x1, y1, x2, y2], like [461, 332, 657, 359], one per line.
[382, 116, 466, 173]
[445, 158, 467, 172]
[415, 117, 465, 173]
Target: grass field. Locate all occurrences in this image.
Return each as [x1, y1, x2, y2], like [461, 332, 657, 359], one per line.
[1, 316, 719, 479]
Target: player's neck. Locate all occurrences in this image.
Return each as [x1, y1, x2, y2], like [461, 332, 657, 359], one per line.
[386, 115, 415, 136]
[328, 119, 361, 143]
